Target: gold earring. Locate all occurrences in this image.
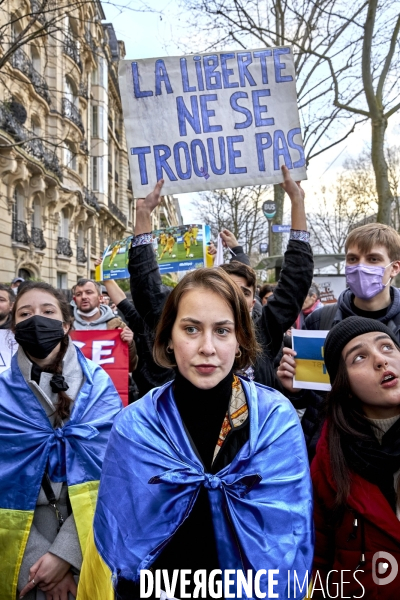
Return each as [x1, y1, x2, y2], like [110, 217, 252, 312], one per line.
[235, 348, 242, 358]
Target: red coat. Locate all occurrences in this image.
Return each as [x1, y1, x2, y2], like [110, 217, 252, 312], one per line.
[311, 422, 400, 599]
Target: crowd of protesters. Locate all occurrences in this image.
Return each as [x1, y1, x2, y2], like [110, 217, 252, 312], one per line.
[1, 167, 400, 599]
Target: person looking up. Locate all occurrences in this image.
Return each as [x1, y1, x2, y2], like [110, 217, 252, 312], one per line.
[312, 317, 400, 598]
[278, 223, 400, 460]
[78, 268, 313, 600]
[0, 284, 14, 329]
[72, 279, 138, 372]
[0, 282, 121, 599]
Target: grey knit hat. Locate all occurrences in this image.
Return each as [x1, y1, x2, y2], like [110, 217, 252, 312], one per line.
[324, 316, 399, 384]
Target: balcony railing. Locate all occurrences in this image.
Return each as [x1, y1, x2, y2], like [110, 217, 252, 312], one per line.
[63, 37, 82, 70]
[62, 97, 84, 135]
[11, 47, 51, 105]
[0, 103, 62, 179]
[80, 139, 88, 154]
[84, 29, 96, 52]
[109, 200, 127, 226]
[56, 237, 73, 257]
[82, 186, 100, 211]
[31, 227, 46, 249]
[77, 246, 87, 263]
[12, 220, 31, 245]
[30, 0, 46, 23]
[78, 81, 88, 100]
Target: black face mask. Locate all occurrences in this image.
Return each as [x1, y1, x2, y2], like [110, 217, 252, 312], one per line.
[15, 315, 66, 359]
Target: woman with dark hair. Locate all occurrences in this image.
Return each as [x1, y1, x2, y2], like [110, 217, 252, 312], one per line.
[79, 267, 313, 600]
[312, 316, 400, 598]
[0, 282, 122, 600]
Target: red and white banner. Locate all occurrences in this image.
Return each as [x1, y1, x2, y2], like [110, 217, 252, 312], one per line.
[70, 330, 129, 406]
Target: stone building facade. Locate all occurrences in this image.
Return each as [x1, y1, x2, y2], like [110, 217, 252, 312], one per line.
[0, 0, 180, 288]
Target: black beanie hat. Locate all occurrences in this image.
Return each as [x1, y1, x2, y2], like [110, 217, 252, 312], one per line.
[324, 316, 399, 384]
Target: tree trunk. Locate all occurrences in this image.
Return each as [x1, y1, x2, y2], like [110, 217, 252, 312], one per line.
[372, 117, 392, 224]
[270, 184, 285, 256]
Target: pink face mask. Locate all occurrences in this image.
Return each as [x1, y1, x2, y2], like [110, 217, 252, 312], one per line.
[345, 262, 393, 300]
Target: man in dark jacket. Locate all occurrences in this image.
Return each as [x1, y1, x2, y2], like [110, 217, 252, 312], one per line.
[277, 222, 400, 460]
[128, 165, 314, 389]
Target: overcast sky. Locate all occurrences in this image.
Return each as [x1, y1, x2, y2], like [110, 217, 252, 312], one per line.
[104, 1, 400, 223]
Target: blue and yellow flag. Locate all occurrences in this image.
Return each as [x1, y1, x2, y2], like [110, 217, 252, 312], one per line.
[292, 329, 331, 391]
[0, 348, 122, 599]
[78, 379, 314, 599]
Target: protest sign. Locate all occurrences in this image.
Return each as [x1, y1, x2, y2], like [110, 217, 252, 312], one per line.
[96, 236, 132, 282]
[313, 276, 346, 304]
[292, 329, 331, 392]
[0, 330, 17, 375]
[96, 224, 211, 279]
[70, 330, 129, 406]
[119, 47, 307, 196]
[154, 223, 210, 273]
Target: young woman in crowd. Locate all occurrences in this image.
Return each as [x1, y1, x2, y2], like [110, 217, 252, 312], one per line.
[78, 268, 313, 600]
[0, 282, 122, 600]
[312, 316, 400, 598]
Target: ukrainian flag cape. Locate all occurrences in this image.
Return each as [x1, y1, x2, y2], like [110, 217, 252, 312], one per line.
[0, 348, 122, 600]
[79, 379, 314, 599]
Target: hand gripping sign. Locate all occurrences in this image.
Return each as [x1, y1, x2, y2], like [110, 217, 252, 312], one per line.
[119, 46, 307, 196]
[70, 330, 129, 406]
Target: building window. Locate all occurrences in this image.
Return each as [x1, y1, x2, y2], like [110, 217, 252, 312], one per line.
[31, 45, 41, 72]
[59, 209, 69, 238]
[92, 105, 98, 137]
[57, 272, 68, 289]
[98, 56, 107, 89]
[91, 156, 104, 192]
[92, 66, 98, 85]
[64, 141, 76, 170]
[13, 186, 25, 221]
[92, 156, 98, 190]
[31, 117, 41, 135]
[92, 105, 106, 140]
[91, 227, 96, 255]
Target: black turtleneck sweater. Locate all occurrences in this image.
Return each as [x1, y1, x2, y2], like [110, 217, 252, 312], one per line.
[152, 370, 233, 575]
[173, 369, 234, 469]
[117, 370, 248, 599]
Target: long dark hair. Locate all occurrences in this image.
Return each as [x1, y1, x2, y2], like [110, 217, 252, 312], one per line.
[326, 356, 389, 509]
[11, 282, 74, 427]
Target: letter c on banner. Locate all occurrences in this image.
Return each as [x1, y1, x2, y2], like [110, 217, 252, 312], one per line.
[254, 570, 266, 598]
